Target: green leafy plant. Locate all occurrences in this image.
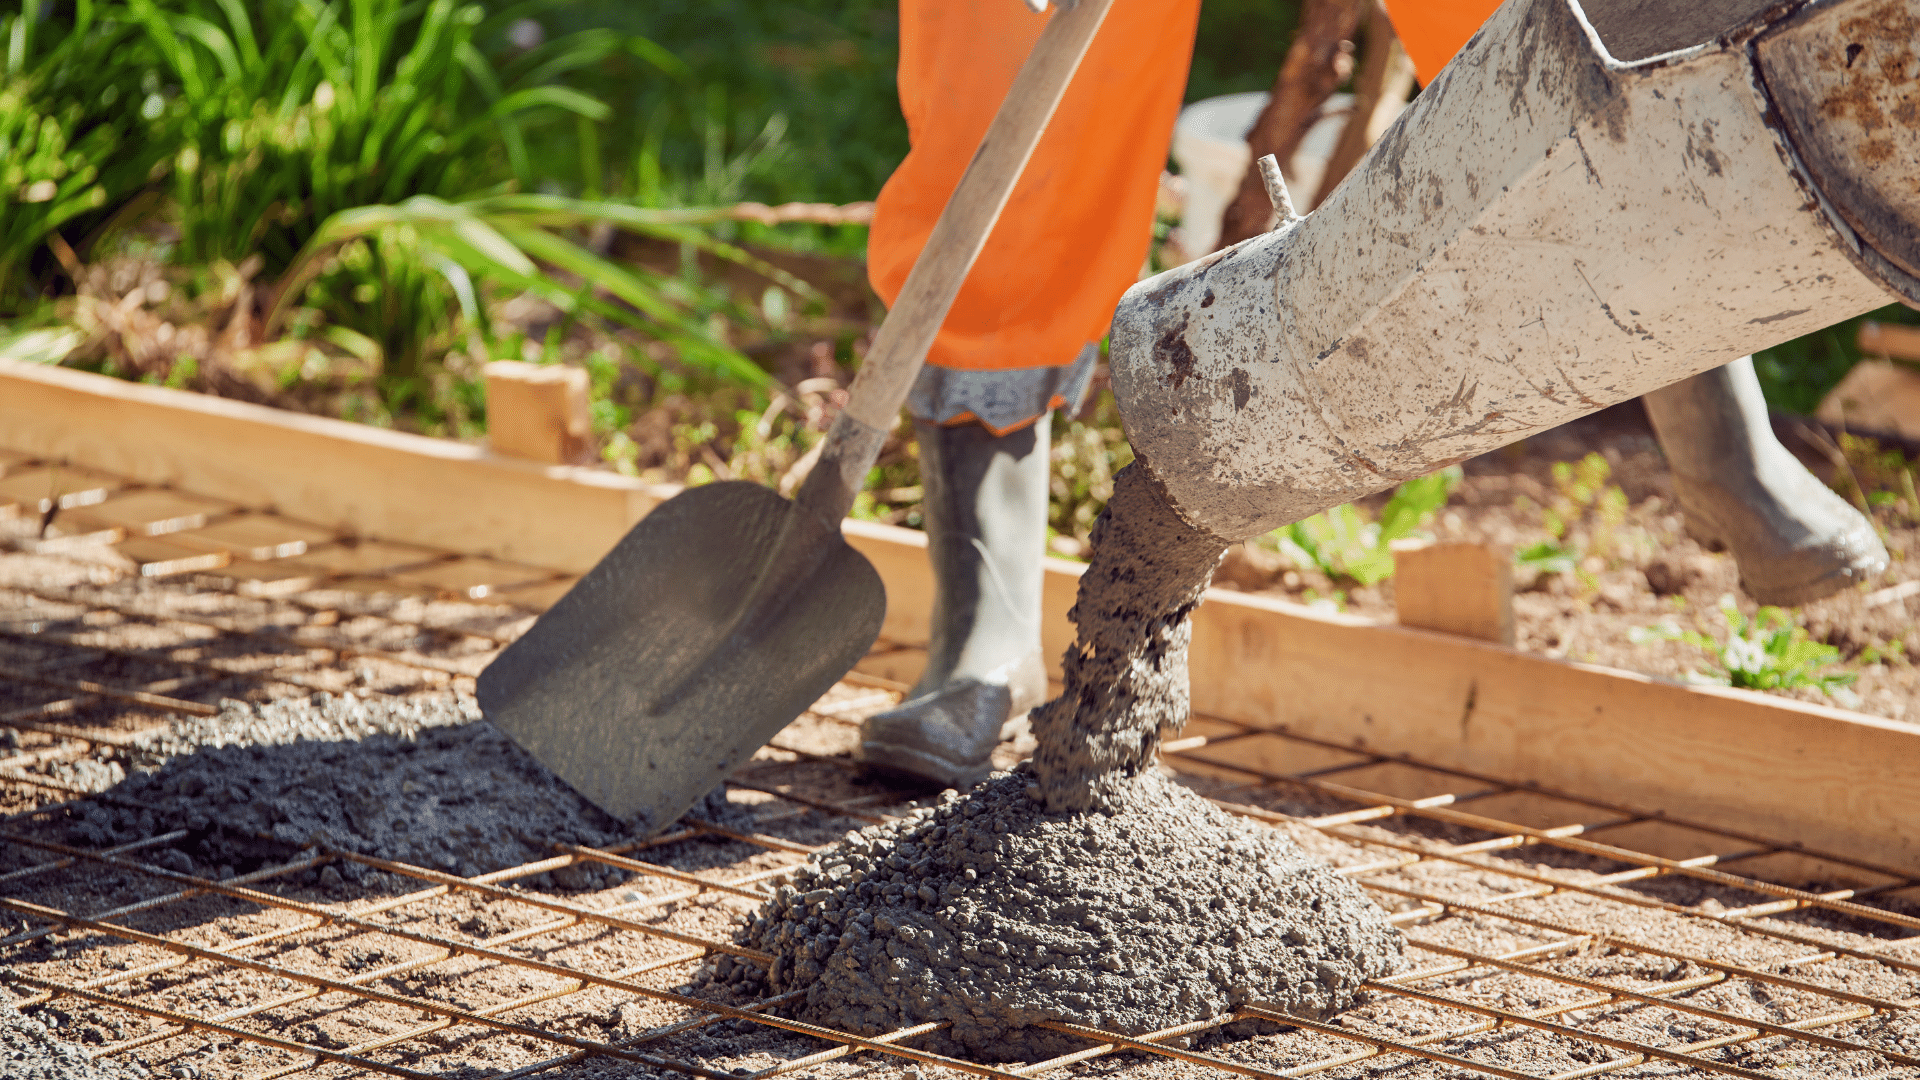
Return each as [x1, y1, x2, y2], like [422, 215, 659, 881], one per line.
[7, 0, 784, 420]
[271, 193, 800, 395]
[0, 1, 174, 310]
[127, 0, 610, 274]
[1272, 467, 1461, 586]
[1047, 389, 1134, 557]
[1542, 452, 1628, 554]
[1514, 539, 1579, 576]
[1821, 431, 1920, 525]
[1513, 452, 1637, 592]
[1630, 600, 1858, 698]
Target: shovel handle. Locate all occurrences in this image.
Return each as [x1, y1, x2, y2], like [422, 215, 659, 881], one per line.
[796, 0, 1115, 522]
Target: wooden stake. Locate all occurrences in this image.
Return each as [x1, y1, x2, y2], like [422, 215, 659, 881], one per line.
[484, 362, 592, 465]
[1391, 539, 1514, 647]
[1815, 358, 1920, 440]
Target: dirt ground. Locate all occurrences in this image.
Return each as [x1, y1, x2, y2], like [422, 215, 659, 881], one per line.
[1212, 402, 1920, 724]
[2, 524, 1918, 1079]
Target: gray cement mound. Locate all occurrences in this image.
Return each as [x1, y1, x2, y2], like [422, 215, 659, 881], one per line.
[1029, 464, 1229, 812]
[1, 1003, 145, 1080]
[741, 768, 1402, 1062]
[60, 693, 649, 889]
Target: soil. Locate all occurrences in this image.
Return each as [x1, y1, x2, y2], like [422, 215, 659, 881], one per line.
[740, 769, 1402, 1061]
[1211, 402, 1920, 722]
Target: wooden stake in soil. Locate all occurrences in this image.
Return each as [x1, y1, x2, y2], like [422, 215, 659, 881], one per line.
[1391, 539, 1515, 647]
[484, 361, 592, 465]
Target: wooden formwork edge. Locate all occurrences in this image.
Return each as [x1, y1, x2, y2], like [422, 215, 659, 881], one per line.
[0, 358, 673, 573]
[3, 357, 1917, 876]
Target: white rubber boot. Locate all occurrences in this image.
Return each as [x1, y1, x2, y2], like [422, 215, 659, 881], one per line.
[1643, 357, 1887, 606]
[856, 418, 1052, 789]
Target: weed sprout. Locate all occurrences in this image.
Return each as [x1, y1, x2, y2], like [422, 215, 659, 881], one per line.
[1631, 597, 1858, 702]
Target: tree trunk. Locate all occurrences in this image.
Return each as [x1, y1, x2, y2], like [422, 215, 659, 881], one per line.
[1311, 2, 1417, 211]
[1213, 0, 1368, 251]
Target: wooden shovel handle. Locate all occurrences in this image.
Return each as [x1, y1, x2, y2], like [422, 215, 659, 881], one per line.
[796, 0, 1115, 522]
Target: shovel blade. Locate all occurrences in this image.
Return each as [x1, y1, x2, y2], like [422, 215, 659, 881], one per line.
[477, 481, 886, 834]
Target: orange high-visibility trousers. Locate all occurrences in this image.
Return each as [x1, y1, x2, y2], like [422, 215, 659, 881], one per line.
[869, 0, 1202, 433]
[870, 0, 1501, 433]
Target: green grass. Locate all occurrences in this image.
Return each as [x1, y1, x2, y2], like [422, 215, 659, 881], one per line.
[1, 0, 175, 309]
[4, 0, 798, 433]
[130, 0, 613, 275]
[275, 193, 792, 388]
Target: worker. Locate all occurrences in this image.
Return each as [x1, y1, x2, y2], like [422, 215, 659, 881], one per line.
[856, 0, 1885, 790]
[853, 0, 1204, 789]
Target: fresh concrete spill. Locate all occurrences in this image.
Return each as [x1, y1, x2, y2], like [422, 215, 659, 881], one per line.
[25, 465, 1402, 1064]
[12, 692, 733, 1073]
[1029, 463, 1235, 811]
[748, 465, 1403, 1059]
[59, 693, 642, 890]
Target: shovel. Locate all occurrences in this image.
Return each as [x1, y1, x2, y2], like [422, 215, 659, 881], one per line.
[477, 0, 1115, 834]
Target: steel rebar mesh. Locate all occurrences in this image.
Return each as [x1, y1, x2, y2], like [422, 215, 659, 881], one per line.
[2, 457, 1917, 1080]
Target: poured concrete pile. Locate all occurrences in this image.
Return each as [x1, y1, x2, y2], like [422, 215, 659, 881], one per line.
[742, 767, 1402, 1061]
[745, 466, 1402, 1058]
[65, 693, 641, 887]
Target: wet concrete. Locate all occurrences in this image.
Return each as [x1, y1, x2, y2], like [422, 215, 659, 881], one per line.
[744, 462, 1402, 1057]
[58, 693, 644, 890]
[1029, 463, 1231, 812]
[740, 769, 1402, 1062]
[0, 1004, 144, 1079]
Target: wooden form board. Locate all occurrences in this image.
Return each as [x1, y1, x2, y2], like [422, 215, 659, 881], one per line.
[845, 559, 1920, 877]
[484, 361, 592, 465]
[5, 358, 1917, 874]
[0, 358, 673, 573]
[1183, 595, 1920, 878]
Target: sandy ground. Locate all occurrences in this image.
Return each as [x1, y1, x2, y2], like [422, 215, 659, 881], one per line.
[2, 525, 1918, 1080]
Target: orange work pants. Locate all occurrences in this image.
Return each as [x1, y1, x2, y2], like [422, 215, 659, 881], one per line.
[870, 0, 1500, 433]
[869, 0, 1201, 433]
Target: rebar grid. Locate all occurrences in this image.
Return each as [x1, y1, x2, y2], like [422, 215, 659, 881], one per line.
[2, 459, 1917, 1078]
